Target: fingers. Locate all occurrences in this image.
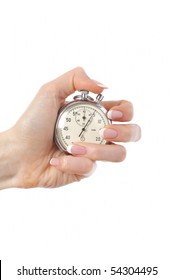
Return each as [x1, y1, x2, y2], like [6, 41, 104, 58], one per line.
[40, 67, 134, 124]
[41, 67, 107, 100]
[102, 100, 141, 142]
[50, 121, 140, 171]
[99, 124, 141, 142]
[103, 100, 134, 122]
[64, 120, 141, 162]
[50, 155, 97, 177]
[66, 143, 126, 162]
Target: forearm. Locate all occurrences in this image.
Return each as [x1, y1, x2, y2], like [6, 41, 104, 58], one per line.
[0, 129, 20, 190]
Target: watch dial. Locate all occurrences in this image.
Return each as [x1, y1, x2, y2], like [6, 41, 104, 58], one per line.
[55, 101, 110, 151]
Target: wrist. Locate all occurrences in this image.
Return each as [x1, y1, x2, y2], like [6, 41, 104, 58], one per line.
[0, 129, 21, 190]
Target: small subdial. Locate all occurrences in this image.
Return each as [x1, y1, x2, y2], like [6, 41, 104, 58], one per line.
[75, 108, 92, 126]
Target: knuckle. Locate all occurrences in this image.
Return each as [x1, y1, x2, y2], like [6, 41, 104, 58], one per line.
[118, 146, 126, 162]
[84, 161, 97, 177]
[128, 103, 134, 118]
[59, 156, 67, 171]
[39, 82, 56, 96]
[73, 66, 85, 73]
[126, 101, 134, 119]
[83, 160, 93, 174]
[127, 126, 134, 141]
[126, 100, 133, 109]
[121, 100, 134, 119]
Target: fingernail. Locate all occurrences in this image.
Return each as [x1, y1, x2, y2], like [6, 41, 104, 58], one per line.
[107, 110, 123, 120]
[130, 125, 141, 142]
[99, 128, 118, 139]
[93, 80, 108, 89]
[96, 82, 108, 89]
[50, 158, 60, 166]
[67, 144, 87, 155]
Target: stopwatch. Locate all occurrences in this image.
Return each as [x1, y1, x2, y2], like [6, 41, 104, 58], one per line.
[54, 90, 111, 152]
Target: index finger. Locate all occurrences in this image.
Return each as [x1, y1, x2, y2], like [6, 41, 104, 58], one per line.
[41, 67, 107, 100]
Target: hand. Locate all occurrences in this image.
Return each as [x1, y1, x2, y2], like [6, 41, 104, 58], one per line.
[0, 67, 141, 189]
[78, 110, 96, 138]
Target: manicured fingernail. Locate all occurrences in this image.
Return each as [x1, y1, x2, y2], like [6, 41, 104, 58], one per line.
[107, 110, 123, 120]
[96, 82, 108, 89]
[50, 158, 60, 166]
[67, 144, 87, 155]
[130, 125, 141, 142]
[93, 80, 108, 89]
[99, 128, 118, 139]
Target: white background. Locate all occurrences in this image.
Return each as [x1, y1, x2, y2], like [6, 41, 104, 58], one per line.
[0, 0, 173, 279]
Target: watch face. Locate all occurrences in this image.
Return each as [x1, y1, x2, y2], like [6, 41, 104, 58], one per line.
[55, 101, 110, 151]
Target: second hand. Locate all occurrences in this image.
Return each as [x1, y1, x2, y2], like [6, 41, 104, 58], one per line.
[78, 110, 96, 138]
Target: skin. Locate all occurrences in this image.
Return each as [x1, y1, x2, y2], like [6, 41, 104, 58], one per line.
[0, 67, 141, 190]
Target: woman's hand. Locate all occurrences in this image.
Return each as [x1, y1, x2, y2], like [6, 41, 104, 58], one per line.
[0, 67, 141, 189]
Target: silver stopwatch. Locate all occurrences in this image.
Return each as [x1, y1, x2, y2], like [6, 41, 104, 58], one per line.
[54, 90, 111, 152]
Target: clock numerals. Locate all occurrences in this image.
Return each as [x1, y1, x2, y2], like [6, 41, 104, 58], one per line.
[55, 100, 110, 151]
[66, 117, 71, 122]
[96, 137, 101, 142]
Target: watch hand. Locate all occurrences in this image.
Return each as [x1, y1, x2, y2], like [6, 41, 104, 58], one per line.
[78, 110, 96, 137]
[78, 127, 85, 138]
[83, 107, 86, 120]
